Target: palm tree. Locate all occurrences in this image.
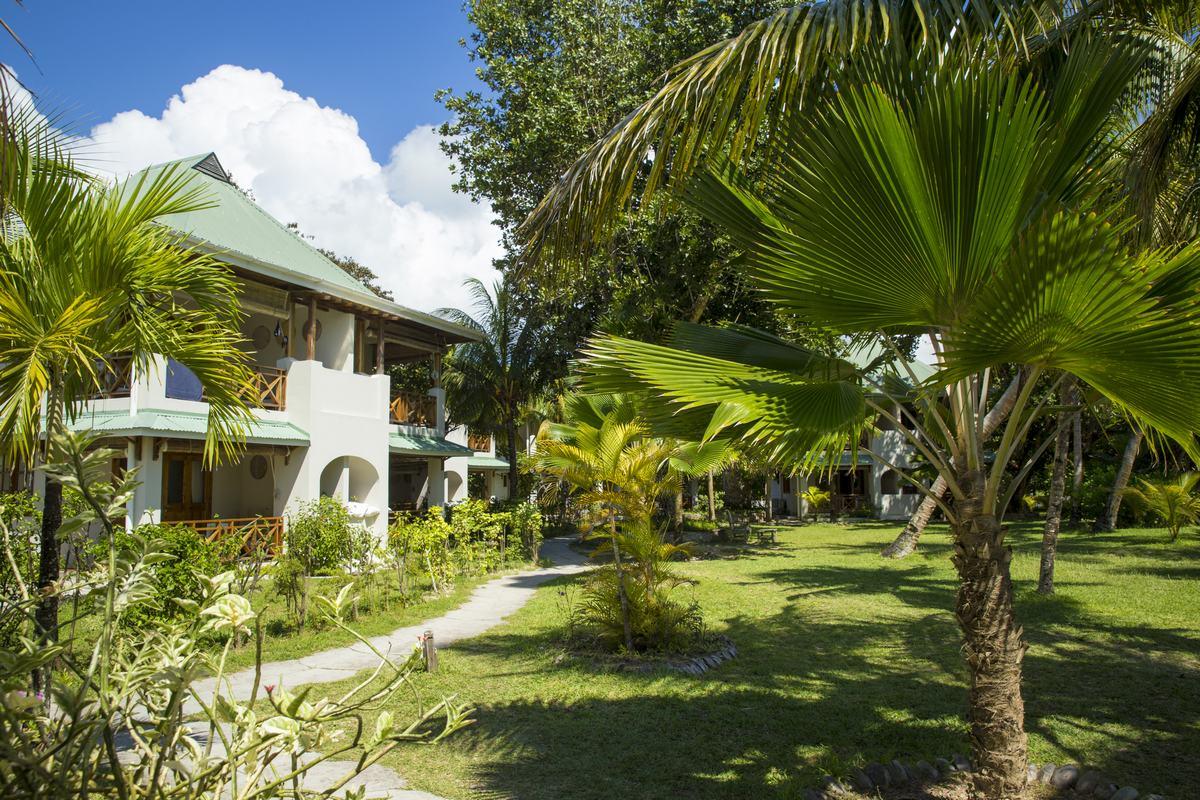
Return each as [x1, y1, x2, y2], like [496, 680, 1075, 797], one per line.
[534, 394, 726, 650]
[541, 41, 1200, 799]
[520, 2, 1199, 260]
[440, 279, 547, 497]
[881, 370, 1024, 558]
[1123, 474, 1200, 542]
[0, 106, 255, 647]
[1094, 425, 1144, 532]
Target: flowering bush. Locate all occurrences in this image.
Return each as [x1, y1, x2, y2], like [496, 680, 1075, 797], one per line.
[0, 431, 473, 799]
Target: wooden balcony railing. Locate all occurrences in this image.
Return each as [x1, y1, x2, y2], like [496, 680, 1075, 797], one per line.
[390, 392, 436, 427]
[467, 432, 492, 452]
[831, 494, 870, 516]
[176, 516, 284, 555]
[246, 365, 287, 411]
[90, 354, 134, 399]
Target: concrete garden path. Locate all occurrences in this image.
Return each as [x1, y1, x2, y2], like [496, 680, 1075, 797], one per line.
[184, 536, 589, 799]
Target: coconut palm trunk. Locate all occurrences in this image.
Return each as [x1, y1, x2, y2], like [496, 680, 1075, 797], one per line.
[1068, 405, 1084, 528]
[33, 377, 63, 654]
[1039, 391, 1074, 594]
[1094, 427, 1142, 532]
[706, 470, 716, 521]
[953, 473, 1029, 798]
[506, 415, 519, 500]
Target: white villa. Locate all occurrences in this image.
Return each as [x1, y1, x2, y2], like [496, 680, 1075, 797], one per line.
[51, 153, 511, 547]
[771, 416, 925, 520]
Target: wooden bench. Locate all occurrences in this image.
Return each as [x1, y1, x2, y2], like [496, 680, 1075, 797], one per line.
[751, 525, 779, 545]
[720, 511, 752, 543]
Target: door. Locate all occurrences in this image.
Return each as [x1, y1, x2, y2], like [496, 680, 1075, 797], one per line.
[161, 452, 212, 522]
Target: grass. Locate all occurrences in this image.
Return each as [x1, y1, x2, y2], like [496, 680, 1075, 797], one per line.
[61, 565, 516, 674]
[303, 520, 1199, 799]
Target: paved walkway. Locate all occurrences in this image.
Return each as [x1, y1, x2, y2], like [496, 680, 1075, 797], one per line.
[185, 536, 588, 799]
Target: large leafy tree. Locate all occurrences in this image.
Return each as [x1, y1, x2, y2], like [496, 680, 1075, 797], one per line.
[541, 39, 1200, 799]
[441, 278, 550, 494]
[439, 0, 793, 375]
[0, 107, 255, 647]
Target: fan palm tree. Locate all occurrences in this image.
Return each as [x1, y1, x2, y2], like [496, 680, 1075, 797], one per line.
[440, 279, 548, 496]
[1123, 473, 1200, 542]
[544, 40, 1200, 798]
[0, 105, 255, 647]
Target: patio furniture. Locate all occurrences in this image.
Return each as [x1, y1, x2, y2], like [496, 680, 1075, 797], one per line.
[751, 525, 779, 545]
[721, 511, 752, 543]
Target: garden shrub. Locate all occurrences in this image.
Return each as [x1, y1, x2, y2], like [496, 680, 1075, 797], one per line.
[389, 507, 452, 593]
[451, 498, 509, 569]
[572, 521, 703, 654]
[0, 492, 39, 647]
[507, 500, 544, 561]
[2, 430, 472, 798]
[103, 523, 229, 626]
[286, 496, 353, 575]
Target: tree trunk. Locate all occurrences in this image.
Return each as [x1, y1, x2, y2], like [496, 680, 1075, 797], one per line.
[608, 513, 634, 652]
[1093, 427, 1142, 532]
[881, 475, 947, 558]
[952, 473, 1029, 799]
[883, 371, 1024, 559]
[1067, 402, 1084, 528]
[706, 471, 716, 522]
[1039, 395, 1073, 595]
[763, 475, 773, 522]
[672, 489, 683, 542]
[505, 413, 519, 502]
[35, 375, 64, 680]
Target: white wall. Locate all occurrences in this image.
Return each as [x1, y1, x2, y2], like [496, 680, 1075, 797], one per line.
[280, 356, 390, 539]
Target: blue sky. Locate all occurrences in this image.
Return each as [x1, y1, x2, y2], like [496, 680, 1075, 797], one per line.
[9, 1, 482, 163]
[4, 2, 502, 313]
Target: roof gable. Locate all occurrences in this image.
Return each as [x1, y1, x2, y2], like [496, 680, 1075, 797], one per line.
[130, 153, 375, 297]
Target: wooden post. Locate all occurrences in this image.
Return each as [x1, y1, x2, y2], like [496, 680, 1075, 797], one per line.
[305, 297, 317, 361]
[375, 319, 386, 374]
[422, 629, 438, 672]
[432, 350, 442, 388]
[354, 317, 365, 373]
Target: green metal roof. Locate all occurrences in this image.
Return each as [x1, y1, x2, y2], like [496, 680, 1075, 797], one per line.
[846, 340, 938, 383]
[125, 154, 478, 343]
[66, 408, 309, 446]
[389, 431, 472, 457]
[467, 455, 509, 470]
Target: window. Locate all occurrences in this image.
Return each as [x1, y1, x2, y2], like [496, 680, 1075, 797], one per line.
[166, 459, 185, 505]
[880, 469, 900, 495]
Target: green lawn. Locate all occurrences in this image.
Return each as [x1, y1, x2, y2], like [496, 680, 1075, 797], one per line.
[290, 522, 1198, 799]
[61, 567, 504, 674]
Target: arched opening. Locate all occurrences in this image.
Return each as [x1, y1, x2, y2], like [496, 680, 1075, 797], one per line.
[446, 470, 464, 502]
[319, 456, 379, 503]
[880, 469, 900, 495]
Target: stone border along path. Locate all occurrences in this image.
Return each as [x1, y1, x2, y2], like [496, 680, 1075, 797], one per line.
[184, 536, 590, 799]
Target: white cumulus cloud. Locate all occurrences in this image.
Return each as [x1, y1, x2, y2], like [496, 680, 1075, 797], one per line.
[85, 65, 501, 314]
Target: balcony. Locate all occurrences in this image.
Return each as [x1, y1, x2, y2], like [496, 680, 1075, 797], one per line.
[166, 359, 287, 411]
[389, 391, 436, 427]
[468, 431, 492, 452]
[245, 365, 287, 411]
[89, 354, 134, 399]
[175, 516, 284, 555]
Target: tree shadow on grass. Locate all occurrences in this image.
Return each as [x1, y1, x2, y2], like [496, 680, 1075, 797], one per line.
[440, 559, 1198, 800]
